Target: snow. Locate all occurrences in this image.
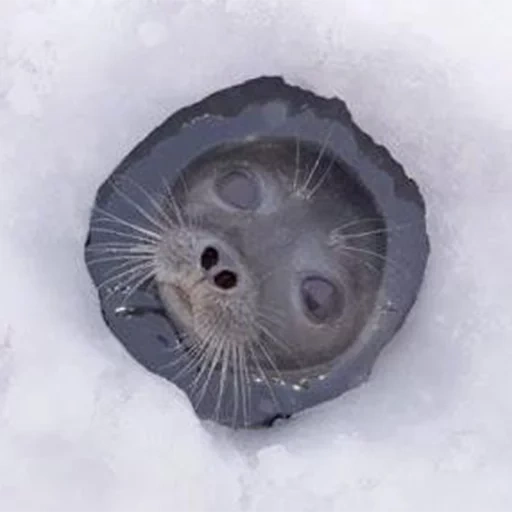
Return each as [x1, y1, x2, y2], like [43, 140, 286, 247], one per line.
[1, 0, 512, 510]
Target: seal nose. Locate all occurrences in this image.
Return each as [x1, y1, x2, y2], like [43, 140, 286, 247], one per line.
[200, 245, 239, 290]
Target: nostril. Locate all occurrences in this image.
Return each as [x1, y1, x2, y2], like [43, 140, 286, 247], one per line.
[214, 270, 238, 290]
[201, 246, 219, 270]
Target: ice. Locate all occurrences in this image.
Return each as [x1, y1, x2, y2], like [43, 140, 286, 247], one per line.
[1, 0, 512, 510]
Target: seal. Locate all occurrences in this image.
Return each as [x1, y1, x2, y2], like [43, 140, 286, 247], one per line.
[85, 77, 429, 428]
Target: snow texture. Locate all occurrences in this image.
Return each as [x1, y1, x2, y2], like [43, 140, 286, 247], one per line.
[0, 0, 511, 511]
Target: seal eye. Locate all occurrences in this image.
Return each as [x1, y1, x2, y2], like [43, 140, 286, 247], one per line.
[300, 276, 343, 323]
[216, 168, 260, 210]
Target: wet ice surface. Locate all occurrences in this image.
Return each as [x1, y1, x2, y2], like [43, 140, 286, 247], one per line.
[0, 0, 511, 510]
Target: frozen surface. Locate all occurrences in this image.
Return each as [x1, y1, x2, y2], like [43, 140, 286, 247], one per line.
[1, 0, 512, 510]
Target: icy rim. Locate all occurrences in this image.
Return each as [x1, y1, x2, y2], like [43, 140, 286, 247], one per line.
[85, 77, 429, 428]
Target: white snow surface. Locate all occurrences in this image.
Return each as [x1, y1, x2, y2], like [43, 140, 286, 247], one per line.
[1, 0, 512, 511]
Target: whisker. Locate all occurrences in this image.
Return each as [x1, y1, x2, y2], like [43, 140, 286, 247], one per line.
[162, 177, 186, 229]
[109, 179, 169, 233]
[231, 343, 241, 427]
[87, 254, 155, 266]
[157, 324, 218, 374]
[306, 151, 336, 199]
[99, 256, 154, 282]
[88, 227, 160, 247]
[105, 268, 154, 300]
[338, 228, 395, 240]
[333, 248, 383, 277]
[184, 316, 226, 388]
[255, 321, 291, 355]
[194, 328, 227, 409]
[258, 303, 287, 318]
[97, 261, 154, 292]
[86, 250, 156, 261]
[293, 132, 301, 191]
[257, 322, 306, 370]
[330, 217, 386, 234]
[214, 338, 232, 421]
[332, 241, 410, 279]
[251, 334, 283, 380]
[102, 271, 153, 305]
[189, 341, 221, 391]
[257, 305, 287, 326]
[156, 334, 203, 373]
[92, 208, 162, 241]
[177, 172, 200, 230]
[331, 243, 389, 264]
[257, 312, 286, 330]
[246, 340, 281, 413]
[168, 335, 211, 381]
[118, 175, 177, 230]
[239, 344, 251, 427]
[86, 240, 157, 251]
[119, 269, 156, 308]
[299, 122, 335, 195]
[332, 221, 414, 239]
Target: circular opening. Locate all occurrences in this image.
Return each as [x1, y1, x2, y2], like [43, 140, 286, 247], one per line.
[84, 77, 429, 429]
[214, 270, 238, 290]
[201, 246, 219, 271]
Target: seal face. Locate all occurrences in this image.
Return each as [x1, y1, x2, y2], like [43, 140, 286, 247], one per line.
[85, 77, 429, 428]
